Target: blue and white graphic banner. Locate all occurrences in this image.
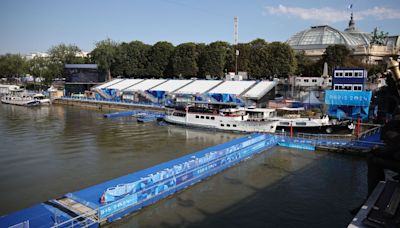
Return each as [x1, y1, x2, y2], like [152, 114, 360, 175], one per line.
[325, 90, 372, 106]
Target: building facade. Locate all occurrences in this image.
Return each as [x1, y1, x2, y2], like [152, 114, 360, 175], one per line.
[287, 13, 400, 64]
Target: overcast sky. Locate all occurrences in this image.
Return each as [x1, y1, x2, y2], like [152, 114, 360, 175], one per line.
[0, 0, 399, 54]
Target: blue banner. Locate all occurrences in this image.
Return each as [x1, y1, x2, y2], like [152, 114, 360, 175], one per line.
[324, 90, 372, 106]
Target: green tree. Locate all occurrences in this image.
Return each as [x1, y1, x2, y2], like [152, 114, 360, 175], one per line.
[28, 56, 60, 86]
[322, 44, 352, 72]
[172, 42, 199, 78]
[249, 39, 270, 78]
[198, 41, 230, 78]
[48, 43, 84, 81]
[0, 54, 28, 79]
[114, 41, 150, 77]
[91, 38, 119, 80]
[267, 42, 297, 77]
[231, 43, 251, 72]
[147, 41, 174, 77]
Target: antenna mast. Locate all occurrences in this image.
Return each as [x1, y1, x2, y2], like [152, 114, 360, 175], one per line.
[234, 16, 239, 75]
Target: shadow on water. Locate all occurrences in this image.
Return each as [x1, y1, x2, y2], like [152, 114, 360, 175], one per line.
[110, 147, 367, 228]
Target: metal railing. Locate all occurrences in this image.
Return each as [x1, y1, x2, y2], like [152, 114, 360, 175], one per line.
[60, 96, 164, 108]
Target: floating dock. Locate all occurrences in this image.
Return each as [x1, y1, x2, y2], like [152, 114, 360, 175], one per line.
[0, 134, 277, 227]
[0, 126, 383, 227]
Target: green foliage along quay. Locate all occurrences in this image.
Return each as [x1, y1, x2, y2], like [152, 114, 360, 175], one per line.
[0, 39, 388, 85]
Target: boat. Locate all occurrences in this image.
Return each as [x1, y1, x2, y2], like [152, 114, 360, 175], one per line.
[32, 94, 51, 105]
[1, 90, 50, 106]
[164, 102, 278, 133]
[269, 107, 350, 134]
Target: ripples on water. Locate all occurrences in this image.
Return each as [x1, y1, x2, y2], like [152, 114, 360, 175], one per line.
[0, 104, 367, 227]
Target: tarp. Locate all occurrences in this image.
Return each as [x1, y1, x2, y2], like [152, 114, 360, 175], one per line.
[324, 90, 372, 120]
[207, 93, 243, 104]
[148, 90, 166, 99]
[302, 91, 322, 104]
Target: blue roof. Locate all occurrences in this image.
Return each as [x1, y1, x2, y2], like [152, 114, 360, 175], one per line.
[64, 64, 98, 69]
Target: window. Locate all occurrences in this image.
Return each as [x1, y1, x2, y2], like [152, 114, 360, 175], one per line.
[221, 124, 224, 127]
[195, 115, 199, 119]
[312, 79, 317, 82]
[335, 71, 343, 77]
[354, 71, 364, 78]
[211, 116, 215, 120]
[206, 116, 210, 119]
[344, 85, 352, 90]
[353, 85, 362, 91]
[227, 124, 231, 127]
[280, 122, 290, 126]
[296, 122, 307, 126]
[233, 124, 237, 127]
[304, 79, 309, 82]
[334, 84, 344, 90]
[201, 116, 204, 119]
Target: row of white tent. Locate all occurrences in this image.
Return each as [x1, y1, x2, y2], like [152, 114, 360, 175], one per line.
[96, 79, 277, 100]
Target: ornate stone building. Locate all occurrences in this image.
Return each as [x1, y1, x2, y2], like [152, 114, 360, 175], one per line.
[287, 13, 400, 64]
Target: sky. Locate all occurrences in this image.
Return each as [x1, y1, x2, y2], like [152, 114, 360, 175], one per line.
[0, 0, 399, 54]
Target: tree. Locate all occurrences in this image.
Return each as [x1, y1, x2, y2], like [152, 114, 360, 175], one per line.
[267, 42, 297, 77]
[172, 43, 199, 78]
[28, 56, 60, 86]
[147, 41, 174, 77]
[231, 43, 251, 72]
[48, 43, 84, 81]
[198, 41, 230, 78]
[0, 54, 28, 79]
[91, 38, 119, 80]
[249, 39, 270, 78]
[322, 44, 352, 72]
[113, 41, 151, 77]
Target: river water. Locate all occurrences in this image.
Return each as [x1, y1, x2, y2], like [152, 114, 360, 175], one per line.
[0, 104, 367, 227]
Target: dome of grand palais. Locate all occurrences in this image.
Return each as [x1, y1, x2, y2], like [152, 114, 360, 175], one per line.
[286, 13, 399, 64]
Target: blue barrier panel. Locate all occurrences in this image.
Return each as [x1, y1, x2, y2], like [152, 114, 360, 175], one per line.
[94, 134, 277, 221]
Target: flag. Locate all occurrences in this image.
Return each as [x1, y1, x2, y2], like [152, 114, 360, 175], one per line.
[348, 4, 353, 9]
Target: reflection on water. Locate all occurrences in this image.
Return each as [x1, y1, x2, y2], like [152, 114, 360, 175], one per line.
[0, 104, 367, 227]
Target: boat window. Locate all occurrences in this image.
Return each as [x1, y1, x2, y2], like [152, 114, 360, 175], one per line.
[201, 116, 204, 119]
[206, 116, 210, 119]
[233, 124, 237, 127]
[227, 124, 230, 127]
[280, 122, 290, 125]
[296, 122, 307, 126]
[211, 116, 215, 120]
[221, 124, 224, 127]
[195, 115, 199, 118]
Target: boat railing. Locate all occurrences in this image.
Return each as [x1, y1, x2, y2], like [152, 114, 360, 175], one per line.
[60, 96, 164, 108]
[50, 208, 98, 228]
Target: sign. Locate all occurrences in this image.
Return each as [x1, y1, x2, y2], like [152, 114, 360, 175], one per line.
[325, 90, 372, 106]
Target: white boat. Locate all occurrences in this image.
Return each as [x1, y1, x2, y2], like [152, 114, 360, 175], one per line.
[1, 90, 50, 106]
[268, 107, 346, 134]
[164, 103, 278, 133]
[32, 94, 51, 105]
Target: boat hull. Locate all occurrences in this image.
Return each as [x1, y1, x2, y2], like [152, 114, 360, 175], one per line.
[164, 113, 277, 133]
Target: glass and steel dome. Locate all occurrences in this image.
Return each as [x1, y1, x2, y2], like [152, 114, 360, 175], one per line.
[287, 25, 369, 49]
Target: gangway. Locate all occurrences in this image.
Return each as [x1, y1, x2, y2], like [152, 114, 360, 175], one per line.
[92, 87, 113, 100]
[136, 90, 159, 103]
[275, 124, 383, 152]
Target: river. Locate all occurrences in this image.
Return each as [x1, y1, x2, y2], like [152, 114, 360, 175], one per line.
[0, 104, 367, 227]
